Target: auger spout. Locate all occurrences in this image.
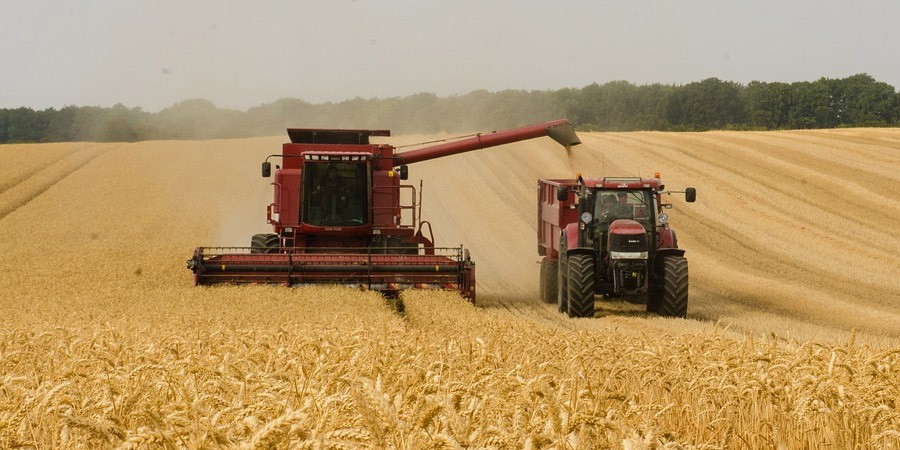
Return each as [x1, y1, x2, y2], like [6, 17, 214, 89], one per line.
[397, 119, 580, 165]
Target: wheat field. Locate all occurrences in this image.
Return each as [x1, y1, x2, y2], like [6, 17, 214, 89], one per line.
[1, 129, 898, 448]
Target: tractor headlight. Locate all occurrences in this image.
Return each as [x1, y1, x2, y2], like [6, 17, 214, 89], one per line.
[609, 251, 648, 259]
[658, 213, 668, 226]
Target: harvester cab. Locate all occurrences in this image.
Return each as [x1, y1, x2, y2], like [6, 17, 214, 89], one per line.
[189, 119, 581, 302]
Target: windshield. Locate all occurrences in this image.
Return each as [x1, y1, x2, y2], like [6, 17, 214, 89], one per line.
[302, 161, 369, 226]
[593, 189, 653, 229]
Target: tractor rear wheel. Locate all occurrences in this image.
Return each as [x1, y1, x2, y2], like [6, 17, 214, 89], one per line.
[648, 256, 688, 318]
[250, 233, 279, 254]
[540, 257, 558, 304]
[566, 254, 595, 318]
[557, 254, 569, 313]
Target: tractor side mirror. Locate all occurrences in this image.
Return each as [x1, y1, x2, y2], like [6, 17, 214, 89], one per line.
[261, 161, 271, 178]
[557, 186, 569, 201]
[685, 187, 696, 202]
[399, 165, 408, 180]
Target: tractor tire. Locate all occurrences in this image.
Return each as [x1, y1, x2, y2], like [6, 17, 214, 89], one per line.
[557, 254, 569, 313]
[648, 256, 688, 318]
[250, 233, 279, 254]
[539, 257, 558, 304]
[566, 254, 596, 318]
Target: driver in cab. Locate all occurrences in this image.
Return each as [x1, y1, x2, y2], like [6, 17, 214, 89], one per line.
[315, 165, 347, 221]
[602, 192, 633, 221]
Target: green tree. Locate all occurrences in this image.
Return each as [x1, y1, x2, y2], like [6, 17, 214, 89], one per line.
[0, 110, 8, 143]
[787, 80, 834, 128]
[667, 78, 747, 130]
[3, 108, 49, 142]
[744, 81, 792, 129]
[631, 84, 672, 130]
[827, 73, 896, 126]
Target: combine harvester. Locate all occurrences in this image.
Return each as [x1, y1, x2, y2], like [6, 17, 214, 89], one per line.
[188, 120, 580, 302]
[538, 174, 696, 317]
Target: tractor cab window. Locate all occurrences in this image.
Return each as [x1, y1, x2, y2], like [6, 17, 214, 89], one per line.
[302, 161, 369, 226]
[594, 189, 653, 230]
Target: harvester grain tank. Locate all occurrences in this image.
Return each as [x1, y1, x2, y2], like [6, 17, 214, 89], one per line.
[188, 120, 581, 301]
[537, 174, 696, 317]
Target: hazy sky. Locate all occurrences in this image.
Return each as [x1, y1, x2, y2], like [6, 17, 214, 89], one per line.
[2, 0, 898, 112]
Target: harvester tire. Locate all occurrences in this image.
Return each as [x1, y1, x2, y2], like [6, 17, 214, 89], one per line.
[540, 257, 558, 304]
[557, 253, 569, 313]
[649, 256, 688, 318]
[566, 254, 595, 318]
[250, 233, 279, 254]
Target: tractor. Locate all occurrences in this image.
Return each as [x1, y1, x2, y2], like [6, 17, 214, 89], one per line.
[537, 174, 696, 317]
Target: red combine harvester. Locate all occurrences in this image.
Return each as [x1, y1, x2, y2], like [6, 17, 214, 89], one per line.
[538, 175, 695, 317]
[188, 119, 580, 302]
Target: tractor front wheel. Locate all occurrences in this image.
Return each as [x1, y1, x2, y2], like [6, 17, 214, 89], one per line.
[540, 257, 558, 304]
[647, 256, 688, 318]
[566, 254, 596, 318]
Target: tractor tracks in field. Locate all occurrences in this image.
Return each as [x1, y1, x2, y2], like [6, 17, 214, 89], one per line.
[606, 133, 900, 247]
[0, 146, 114, 222]
[0, 150, 73, 195]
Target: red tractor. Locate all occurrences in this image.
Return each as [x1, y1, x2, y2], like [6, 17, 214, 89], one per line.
[537, 175, 696, 317]
[188, 120, 580, 302]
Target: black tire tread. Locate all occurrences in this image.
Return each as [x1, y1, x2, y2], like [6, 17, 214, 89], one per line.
[250, 233, 279, 254]
[566, 254, 595, 318]
[658, 256, 688, 318]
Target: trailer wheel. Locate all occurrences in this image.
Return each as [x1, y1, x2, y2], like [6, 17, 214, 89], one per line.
[540, 257, 558, 304]
[648, 256, 688, 318]
[566, 254, 595, 318]
[250, 233, 279, 254]
[557, 253, 569, 313]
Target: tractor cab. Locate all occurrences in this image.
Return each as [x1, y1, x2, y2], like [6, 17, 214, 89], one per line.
[593, 188, 655, 233]
[581, 178, 661, 254]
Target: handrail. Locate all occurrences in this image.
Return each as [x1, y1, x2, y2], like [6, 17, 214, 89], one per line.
[370, 184, 419, 229]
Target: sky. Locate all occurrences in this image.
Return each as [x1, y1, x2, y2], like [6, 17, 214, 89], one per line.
[2, 0, 898, 112]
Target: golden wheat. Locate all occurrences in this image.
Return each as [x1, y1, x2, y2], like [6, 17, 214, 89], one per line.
[1, 289, 898, 448]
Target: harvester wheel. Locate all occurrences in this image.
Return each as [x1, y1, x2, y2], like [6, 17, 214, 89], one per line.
[540, 257, 558, 304]
[250, 233, 279, 254]
[557, 254, 568, 313]
[566, 254, 595, 318]
[648, 256, 688, 318]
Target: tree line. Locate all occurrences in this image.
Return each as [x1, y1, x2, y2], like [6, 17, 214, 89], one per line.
[1, 73, 898, 144]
